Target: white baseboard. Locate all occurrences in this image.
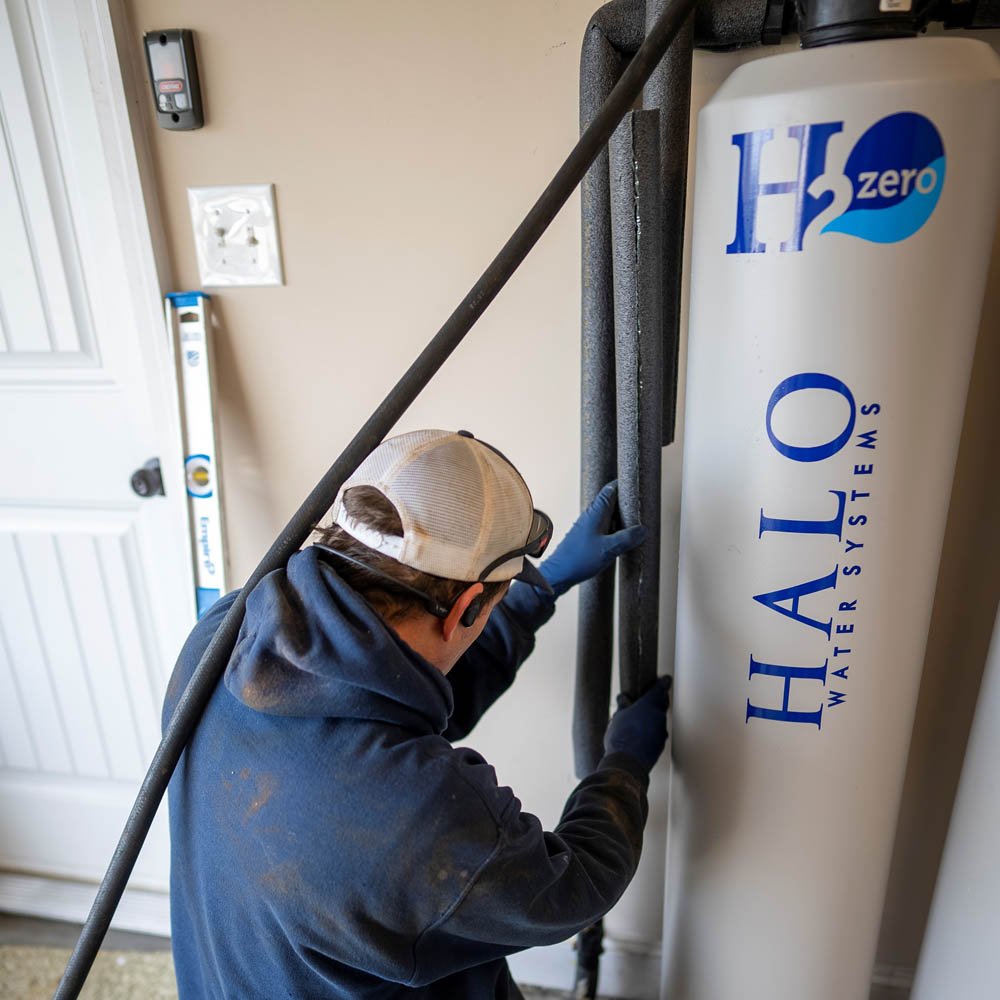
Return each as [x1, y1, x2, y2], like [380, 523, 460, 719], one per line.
[509, 936, 661, 999]
[0, 872, 170, 938]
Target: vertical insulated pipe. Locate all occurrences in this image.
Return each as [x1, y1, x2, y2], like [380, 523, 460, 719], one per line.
[643, 1, 693, 446]
[575, 0, 645, 777]
[610, 110, 664, 697]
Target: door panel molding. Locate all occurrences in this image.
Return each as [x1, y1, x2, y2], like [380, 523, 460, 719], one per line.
[0, 0, 99, 366]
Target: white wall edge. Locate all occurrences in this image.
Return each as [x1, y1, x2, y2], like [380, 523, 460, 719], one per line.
[0, 873, 170, 938]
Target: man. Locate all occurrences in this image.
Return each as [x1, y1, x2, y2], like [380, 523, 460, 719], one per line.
[165, 428, 670, 999]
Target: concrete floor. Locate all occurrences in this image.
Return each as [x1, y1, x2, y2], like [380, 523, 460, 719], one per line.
[0, 915, 174, 1000]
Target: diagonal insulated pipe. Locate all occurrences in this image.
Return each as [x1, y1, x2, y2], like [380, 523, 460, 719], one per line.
[576, 0, 646, 778]
[610, 109, 664, 698]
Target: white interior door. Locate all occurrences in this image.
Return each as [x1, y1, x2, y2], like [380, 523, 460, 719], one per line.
[0, 0, 194, 900]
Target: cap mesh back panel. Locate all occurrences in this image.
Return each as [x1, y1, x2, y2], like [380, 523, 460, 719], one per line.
[397, 440, 484, 550]
[329, 429, 533, 582]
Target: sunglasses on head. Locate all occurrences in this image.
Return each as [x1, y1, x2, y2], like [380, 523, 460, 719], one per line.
[476, 508, 553, 582]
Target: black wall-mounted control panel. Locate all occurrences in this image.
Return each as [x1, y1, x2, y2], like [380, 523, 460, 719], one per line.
[143, 29, 204, 130]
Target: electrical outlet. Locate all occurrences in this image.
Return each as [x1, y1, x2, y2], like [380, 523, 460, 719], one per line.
[187, 183, 284, 287]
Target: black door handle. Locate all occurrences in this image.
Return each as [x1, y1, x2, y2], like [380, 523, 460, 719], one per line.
[131, 458, 165, 498]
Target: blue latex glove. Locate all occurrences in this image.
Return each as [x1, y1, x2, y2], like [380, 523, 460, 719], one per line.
[603, 676, 671, 773]
[539, 481, 646, 597]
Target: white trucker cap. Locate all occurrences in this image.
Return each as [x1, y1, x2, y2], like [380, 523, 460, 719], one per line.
[326, 429, 552, 587]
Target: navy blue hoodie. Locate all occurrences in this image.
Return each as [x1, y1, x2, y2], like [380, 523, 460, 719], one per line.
[165, 547, 649, 999]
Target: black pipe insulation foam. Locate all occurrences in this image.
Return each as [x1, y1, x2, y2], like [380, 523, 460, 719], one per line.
[575, 0, 646, 778]
[643, 1, 693, 446]
[693, 0, 775, 49]
[610, 109, 664, 698]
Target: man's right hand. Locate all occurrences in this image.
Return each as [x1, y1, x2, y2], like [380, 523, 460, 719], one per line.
[538, 481, 646, 597]
[603, 676, 671, 773]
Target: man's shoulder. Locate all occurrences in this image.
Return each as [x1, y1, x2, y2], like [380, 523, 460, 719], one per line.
[414, 737, 522, 830]
[163, 590, 241, 727]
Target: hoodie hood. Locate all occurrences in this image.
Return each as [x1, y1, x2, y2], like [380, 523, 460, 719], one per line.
[225, 547, 454, 733]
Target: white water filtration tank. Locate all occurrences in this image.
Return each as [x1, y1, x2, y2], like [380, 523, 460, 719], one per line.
[663, 37, 1000, 1000]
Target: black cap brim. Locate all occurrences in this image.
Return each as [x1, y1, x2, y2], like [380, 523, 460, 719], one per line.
[514, 559, 554, 594]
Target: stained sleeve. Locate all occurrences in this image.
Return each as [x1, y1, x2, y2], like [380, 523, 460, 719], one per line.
[408, 753, 649, 987]
[443, 582, 557, 740]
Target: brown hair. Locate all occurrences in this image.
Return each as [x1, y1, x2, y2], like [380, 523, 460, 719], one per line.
[312, 486, 508, 626]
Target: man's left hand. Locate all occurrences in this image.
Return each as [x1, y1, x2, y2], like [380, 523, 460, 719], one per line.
[539, 481, 646, 597]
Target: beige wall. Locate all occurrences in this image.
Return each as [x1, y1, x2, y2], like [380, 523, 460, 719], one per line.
[124, 0, 1000, 983]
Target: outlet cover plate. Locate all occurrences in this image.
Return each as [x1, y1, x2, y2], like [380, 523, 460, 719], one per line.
[187, 183, 284, 287]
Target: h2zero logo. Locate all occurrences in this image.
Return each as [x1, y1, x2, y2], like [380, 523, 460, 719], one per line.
[726, 112, 945, 254]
